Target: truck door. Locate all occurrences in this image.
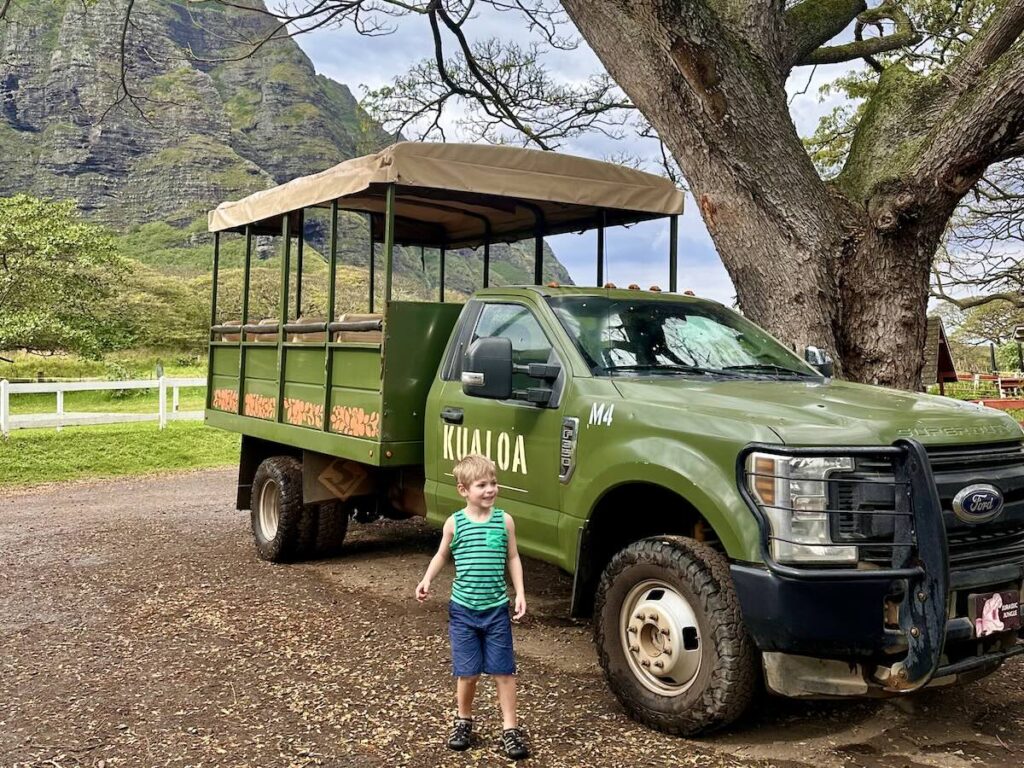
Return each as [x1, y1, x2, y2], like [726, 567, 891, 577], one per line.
[433, 300, 568, 562]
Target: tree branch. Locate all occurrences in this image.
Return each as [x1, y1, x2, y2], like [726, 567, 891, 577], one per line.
[785, 0, 866, 67]
[799, 3, 921, 66]
[931, 277, 1024, 309]
[948, 0, 1024, 90]
[916, 47, 1024, 194]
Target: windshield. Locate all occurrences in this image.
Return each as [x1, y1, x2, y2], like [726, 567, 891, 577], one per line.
[547, 296, 820, 379]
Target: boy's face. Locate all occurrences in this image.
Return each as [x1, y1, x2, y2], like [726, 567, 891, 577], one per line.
[457, 474, 498, 510]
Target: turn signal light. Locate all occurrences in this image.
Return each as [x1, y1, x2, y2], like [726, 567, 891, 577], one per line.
[547, 281, 560, 288]
[753, 456, 776, 506]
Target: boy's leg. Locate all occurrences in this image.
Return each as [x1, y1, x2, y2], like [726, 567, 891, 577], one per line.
[495, 676, 529, 760]
[448, 602, 485, 750]
[493, 675, 517, 729]
[456, 675, 479, 719]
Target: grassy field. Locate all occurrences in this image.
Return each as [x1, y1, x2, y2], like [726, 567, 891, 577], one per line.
[0, 421, 239, 487]
[0, 349, 205, 381]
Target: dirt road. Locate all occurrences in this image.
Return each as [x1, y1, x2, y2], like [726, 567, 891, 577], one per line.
[2, 470, 1022, 767]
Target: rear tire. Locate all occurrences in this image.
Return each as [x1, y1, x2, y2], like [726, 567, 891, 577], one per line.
[314, 500, 350, 557]
[250, 456, 315, 562]
[594, 536, 756, 736]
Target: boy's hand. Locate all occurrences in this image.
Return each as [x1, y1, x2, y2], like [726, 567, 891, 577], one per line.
[415, 578, 431, 602]
[513, 593, 527, 620]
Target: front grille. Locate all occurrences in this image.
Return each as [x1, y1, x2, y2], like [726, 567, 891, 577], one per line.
[927, 441, 1024, 471]
[947, 523, 1024, 567]
[830, 440, 1024, 568]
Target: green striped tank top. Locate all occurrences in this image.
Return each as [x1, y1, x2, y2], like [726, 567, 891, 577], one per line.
[450, 508, 509, 611]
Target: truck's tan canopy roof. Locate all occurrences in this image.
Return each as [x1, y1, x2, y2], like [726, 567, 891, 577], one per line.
[207, 142, 684, 247]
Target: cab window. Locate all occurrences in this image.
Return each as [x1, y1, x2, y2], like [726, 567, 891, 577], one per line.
[472, 303, 554, 391]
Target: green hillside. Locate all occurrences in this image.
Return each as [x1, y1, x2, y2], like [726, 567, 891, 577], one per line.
[0, 0, 571, 313]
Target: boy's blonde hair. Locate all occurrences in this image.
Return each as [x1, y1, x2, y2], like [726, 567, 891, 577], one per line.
[453, 453, 497, 487]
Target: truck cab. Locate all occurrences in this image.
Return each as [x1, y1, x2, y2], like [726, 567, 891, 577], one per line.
[205, 142, 1024, 736]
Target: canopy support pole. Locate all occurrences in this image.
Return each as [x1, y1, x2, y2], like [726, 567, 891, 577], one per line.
[669, 215, 679, 293]
[206, 231, 220, 411]
[384, 182, 396, 307]
[483, 221, 492, 288]
[535, 233, 544, 286]
[277, 216, 291, 423]
[368, 213, 376, 313]
[439, 241, 446, 303]
[323, 201, 339, 432]
[209, 232, 220, 342]
[237, 225, 253, 415]
[596, 210, 605, 287]
[526, 204, 546, 286]
[327, 203, 339, 325]
[295, 210, 306, 317]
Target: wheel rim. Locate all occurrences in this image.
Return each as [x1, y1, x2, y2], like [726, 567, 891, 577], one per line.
[619, 579, 703, 696]
[258, 479, 280, 541]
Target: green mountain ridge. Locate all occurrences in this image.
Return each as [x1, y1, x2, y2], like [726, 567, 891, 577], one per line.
[0, 0, 571, 296]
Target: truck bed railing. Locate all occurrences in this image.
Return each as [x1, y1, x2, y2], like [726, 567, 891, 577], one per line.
[211, 319, 384, 339]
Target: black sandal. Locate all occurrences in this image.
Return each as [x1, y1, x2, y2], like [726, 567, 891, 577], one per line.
[448, 717, 473, 751]
[502, 727, 529, 760]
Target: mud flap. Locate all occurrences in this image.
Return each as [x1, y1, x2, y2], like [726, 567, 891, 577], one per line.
[569, 522, 595, 619]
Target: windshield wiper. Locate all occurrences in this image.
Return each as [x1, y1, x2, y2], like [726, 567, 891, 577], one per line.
[721, 363, 817, 378]
[602, 364, 743, 377]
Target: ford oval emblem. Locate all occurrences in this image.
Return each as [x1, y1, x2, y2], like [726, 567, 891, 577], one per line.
[952, 484, 1004, 524]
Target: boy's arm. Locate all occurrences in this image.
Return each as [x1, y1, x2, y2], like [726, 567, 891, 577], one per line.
[505, 514, 527, 619]
[415, 515, 454, 602]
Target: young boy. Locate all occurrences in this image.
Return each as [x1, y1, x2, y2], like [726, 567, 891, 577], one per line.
[415, 453, 529, 760]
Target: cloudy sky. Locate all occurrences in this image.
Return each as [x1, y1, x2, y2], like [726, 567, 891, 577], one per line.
[289, 5, 859, 304]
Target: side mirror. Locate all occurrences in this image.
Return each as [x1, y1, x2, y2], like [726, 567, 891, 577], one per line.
[804, 345, 834, 377]
[462, 337, 513, 399]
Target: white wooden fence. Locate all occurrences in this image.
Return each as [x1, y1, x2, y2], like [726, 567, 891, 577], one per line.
[0, 377, 206, 437]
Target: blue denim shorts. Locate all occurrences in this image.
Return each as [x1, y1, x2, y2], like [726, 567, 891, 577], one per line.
[449, 600, 516, 677]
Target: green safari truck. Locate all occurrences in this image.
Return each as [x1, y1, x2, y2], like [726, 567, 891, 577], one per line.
[205, 142, 1024, 735]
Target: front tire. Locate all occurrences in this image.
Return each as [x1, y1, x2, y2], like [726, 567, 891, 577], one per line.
[594, 536, 756, 736]
[250, 456, 316, 562]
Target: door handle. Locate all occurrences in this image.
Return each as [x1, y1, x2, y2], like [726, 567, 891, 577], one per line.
[441, 406, 464, 424]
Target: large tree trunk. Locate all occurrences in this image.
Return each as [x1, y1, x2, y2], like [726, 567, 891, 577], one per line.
[561, 0, 1022, 390]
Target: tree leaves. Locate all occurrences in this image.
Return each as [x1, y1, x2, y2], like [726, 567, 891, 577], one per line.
[0, 195, 126, 357]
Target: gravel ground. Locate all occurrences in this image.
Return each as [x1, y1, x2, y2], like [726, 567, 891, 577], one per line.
[2, 469, 1023, 768]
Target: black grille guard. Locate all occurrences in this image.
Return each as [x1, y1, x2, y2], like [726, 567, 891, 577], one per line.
[737, 439, 950, 692]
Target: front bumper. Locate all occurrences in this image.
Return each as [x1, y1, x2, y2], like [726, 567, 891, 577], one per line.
[732, 561, 1024, 695]
[736, 439, 1024, 695]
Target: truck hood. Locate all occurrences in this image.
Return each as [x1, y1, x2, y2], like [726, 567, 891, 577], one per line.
[611, 377, 1023, 447]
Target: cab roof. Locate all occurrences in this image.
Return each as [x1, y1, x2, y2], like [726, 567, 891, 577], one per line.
[476, 285, 715, 304]
[207, 142, 684, 248]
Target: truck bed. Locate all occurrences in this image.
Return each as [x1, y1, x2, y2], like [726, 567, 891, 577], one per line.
[205, 301, 463, 466]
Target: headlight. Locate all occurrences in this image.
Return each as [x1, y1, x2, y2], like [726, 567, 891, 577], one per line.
[746, 453, 856, 565]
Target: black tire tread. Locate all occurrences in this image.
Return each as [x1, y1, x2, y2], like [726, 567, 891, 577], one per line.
[315, 501, 349, 557]
[593, 535, 757, 736]
[250, 456, 315, 563]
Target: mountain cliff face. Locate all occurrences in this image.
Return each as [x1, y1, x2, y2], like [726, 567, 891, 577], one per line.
[0, 0, 571, 291]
